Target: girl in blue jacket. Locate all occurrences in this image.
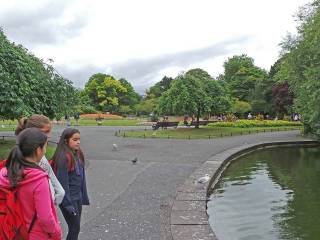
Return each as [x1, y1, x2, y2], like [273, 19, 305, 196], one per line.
[52, 128, 89, 240]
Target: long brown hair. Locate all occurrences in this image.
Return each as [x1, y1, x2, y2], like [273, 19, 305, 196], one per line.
[15, 114, 51, 135]
[6, 128, 47, 188]
[52, 128, 84, 171]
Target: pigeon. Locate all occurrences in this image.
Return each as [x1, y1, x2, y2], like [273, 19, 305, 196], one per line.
[112, 143, 118, 151]
[131, 157, 138, 165]
[197, 174, 210, 184]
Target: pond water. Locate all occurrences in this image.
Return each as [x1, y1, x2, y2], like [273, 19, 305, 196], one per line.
[207, 146, 320, 240]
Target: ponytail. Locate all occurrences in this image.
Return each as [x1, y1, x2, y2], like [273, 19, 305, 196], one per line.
[6, 146, 25, 188]
[15, 114, 50, 135]
[15, 118, 28, 135]
[6, 128, 47, 188]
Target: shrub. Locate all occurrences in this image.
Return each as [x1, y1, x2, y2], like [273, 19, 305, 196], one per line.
[255, 114, 264, 121]
[225, 113, 237, 122]
[208, 120, 302, 128]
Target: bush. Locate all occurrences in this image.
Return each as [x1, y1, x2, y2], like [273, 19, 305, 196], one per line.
[255, 114, 264, 121]
[225, 113, 237, 122]
[208, 120, 302, 128]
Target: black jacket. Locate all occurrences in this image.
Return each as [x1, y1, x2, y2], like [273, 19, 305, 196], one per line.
[56, 152, 89, 214]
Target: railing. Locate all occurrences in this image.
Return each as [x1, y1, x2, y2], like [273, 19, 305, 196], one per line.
[0, 135, 57, 145]
[117, 126, 302, 139]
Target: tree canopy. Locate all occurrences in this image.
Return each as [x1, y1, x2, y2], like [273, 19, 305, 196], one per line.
[84, 73, 127, 112]
[220, 54, 268, 102]
[158, 68, 229, 127]
[0, 29, 76, 119]
[118, 78, 141, 108]
[146, 76, 173, 99]
[277, 1, 320, 137]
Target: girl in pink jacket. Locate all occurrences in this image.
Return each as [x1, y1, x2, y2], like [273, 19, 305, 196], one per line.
[0, 128, 62, 239]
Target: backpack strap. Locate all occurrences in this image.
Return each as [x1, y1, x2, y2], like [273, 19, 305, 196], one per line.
[27, 213, 37, 233]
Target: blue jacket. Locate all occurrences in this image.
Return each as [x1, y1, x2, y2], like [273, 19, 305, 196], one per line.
[56, 151, 89, 214]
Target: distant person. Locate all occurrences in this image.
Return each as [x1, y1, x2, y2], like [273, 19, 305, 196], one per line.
[294, 114, 299, 121]
[0, 128, 62, 239]
[247, 112, 253, 120]
[65, 113, 71, 126]
[74, 112, 80, 126]
[52, 128, 90, 240]
[15, 114, 65, 205]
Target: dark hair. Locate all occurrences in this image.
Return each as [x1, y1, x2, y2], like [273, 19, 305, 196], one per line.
[6, 128, 47, 188]
[15, 114, 51, 135]
[52, 128, 84, 170]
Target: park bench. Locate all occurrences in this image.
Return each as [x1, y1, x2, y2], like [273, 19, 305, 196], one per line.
[152, 121, 179, 130]
[186, 120, 218, 126]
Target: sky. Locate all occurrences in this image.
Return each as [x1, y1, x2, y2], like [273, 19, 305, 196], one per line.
[0, 0, 311, 93]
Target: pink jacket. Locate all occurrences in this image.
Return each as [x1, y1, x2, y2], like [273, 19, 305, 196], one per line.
[0, 167, 62, 240]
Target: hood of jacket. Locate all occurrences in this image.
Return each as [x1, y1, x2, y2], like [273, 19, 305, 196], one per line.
[0, 167, 48, 188]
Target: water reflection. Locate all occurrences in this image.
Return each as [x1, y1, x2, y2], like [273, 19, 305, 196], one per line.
[207, 147, 320, 240]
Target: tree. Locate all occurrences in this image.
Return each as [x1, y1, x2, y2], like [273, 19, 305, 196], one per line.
[84, 73, 127, 112]
[277, 1, 320, 137]
[0, 29, 76, 119]
[221, 54, 268, 101]
[146, 76, 173, 99]
[73, 89, 97, 114]
[119, 105, 132, 115]
[248, 77, 276, 115]
[118, 78, 141, 109]
[232, 100, 252, 118]
[135, 98, 158, 115]
[158, 68, 228, 128]
[271, 82, 294, 118]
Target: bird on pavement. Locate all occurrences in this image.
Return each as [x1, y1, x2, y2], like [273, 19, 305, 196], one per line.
[197, 174, 210, 184]
[131, 157, 138, 165]
[112, 143, 118, 151]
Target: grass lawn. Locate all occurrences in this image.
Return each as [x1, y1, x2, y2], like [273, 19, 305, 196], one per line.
[0, 140, 56, 161]
[0, 118, 144, 130]
[0, 120, 16, 132]
[0, 127, 15, 132]
[121, 126, 302, 139]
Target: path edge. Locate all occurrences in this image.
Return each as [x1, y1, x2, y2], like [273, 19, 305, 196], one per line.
[170, 140, 319, 240]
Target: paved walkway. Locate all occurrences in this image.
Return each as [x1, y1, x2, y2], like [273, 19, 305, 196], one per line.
[0, 126, 310, 239]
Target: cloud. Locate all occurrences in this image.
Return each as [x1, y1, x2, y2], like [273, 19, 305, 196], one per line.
[108, 36, 249, 90]
[55, 64, 106, 89]
[0, 1, 87, 47]
[55, 36, 249, 94]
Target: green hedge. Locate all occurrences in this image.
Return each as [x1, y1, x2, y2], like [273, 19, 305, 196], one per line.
[208, 120, 302, 128]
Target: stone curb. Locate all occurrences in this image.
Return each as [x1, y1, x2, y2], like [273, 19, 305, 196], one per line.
[170, 140, 319, 240]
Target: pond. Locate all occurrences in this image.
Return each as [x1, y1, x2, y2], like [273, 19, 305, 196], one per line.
[207, 146, 320, 240]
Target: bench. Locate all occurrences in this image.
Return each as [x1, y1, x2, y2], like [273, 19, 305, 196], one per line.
[152, 121, 179, 130]
[189, 120, 218, 126]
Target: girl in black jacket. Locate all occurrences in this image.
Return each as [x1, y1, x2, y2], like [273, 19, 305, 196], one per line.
[52, 128, 89, 240]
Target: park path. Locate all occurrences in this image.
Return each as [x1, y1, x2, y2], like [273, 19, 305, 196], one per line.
[57, 126, 309, 240]
[0, 126, 310, 239]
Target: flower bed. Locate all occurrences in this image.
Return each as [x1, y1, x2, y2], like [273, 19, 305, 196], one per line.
[80, 113, 122, 119]
[208, 120, 302, 128]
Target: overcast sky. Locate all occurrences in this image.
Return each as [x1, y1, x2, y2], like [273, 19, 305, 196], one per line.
[0, 0, 311, 93]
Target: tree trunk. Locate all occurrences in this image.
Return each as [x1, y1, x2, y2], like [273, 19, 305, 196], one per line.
[195, 109, 200, 129]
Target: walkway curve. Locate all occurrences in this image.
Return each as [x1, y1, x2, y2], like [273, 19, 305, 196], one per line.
[170, 140, 319, 240]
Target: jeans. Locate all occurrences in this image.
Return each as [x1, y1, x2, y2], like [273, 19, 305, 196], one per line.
[60, 200, 82, 240]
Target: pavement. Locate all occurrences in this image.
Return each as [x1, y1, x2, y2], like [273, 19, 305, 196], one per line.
[0, 126, 310, 239]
